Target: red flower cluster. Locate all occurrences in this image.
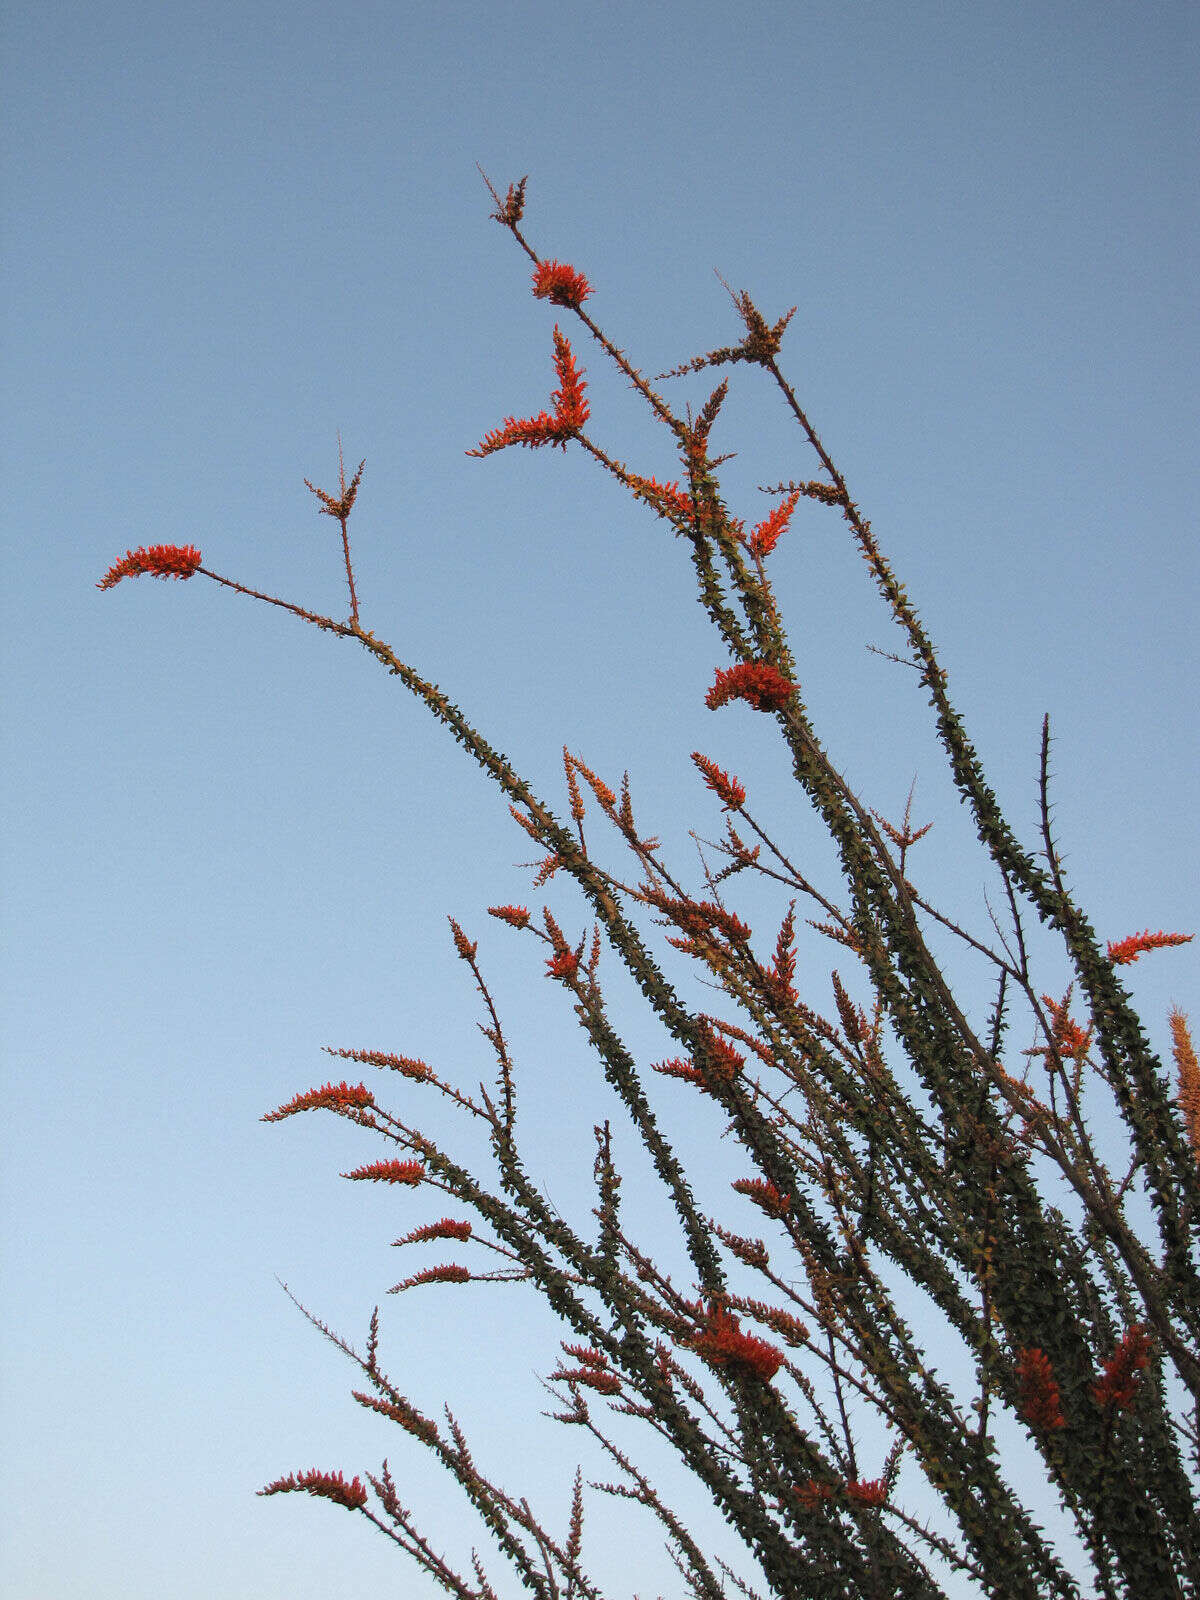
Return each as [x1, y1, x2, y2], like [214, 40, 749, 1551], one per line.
[689, 1305, 783, 1382]
[698, 1029, 746, 1085]
[732, 1177, 791, 1218]
[1170, 1007, 1200, 1161]
[743, 489, 802, 559]
[552, 1344, 622, 1394]
[794, 1479, 834, 1510]
[488, 904, 531, 927]
[97, 543, 202, 590]
[627, 473, 697, 523]
[468, 326, 589, 455]
[262, 1081, 374, 1121]
[341, 1159, 425, 1185]
[1016, 1346, 1066, 1431]
[1040, 992, 1094, 1063]
[795, 1475, 886, 1509]
[392, 1264, 472, 1290]
[1106, 929, 1193, 966]
[847, 1479, 887, 1506]
[1092, 1324, 1151, 1412]
[546, 948, 580, 979]
[647, 891, 752, 946]
[652, 1056, 705, 1087]
[259, 1468, 368, 1510]
[396, 1219, 473, 1244]
[653, 1027, 745, 1096]
[532, 259, 592, 307]
[328, 1046, 433, 1081]
[691, 752, 746, 810]
[705, 662, 795, 712]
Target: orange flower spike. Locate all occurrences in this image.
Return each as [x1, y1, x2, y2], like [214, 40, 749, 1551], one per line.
[732, 1177, 791, 1218]
[488, 904, 531, 928]
[1015, 1346, 1067, 1431]
[262, 1081, 374, 1121]
[563, 747, 586, 827]
[768, 903, 798, 1002]
[628, 474, 697, 523]
[391, 1265, 473, 1291]
[552, 1364, 622, 1395]
[652, 1057, 705, 1086]
[259, 1469, 368, 1511]
[706, 662, 795, 712]
[467, 326, 588, 456]
[1168, 1007, 1200, 1161]
[794, 1479, 834, 1510]
[532, 259, 592, 308]
[1040, 991, 1094, 1062]
[469, 410, 563, 456]
[546, 948, 580, 980]
[690, 1306, 783, 1382]
[1106, 929, 1193, 966]
[561, 1343, 611, 1368]
[396, 1219, 473, 1245]
[1092, 1324, 1151, 1412]
[549, 325, 589, 430]
[847, 1479, 887, 1507]
[341, 1159, 425, 1185]
[97, 543, 202, 590]
[748, 489, 802, 559]
[699, 1031, 746, 1085]
[691, 752, 746, 810]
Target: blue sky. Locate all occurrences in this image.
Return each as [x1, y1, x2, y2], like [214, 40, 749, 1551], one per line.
[2, 1, 1196, 1595]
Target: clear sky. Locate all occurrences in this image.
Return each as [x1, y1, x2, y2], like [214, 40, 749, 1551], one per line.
[2, 2, 1196, 1596]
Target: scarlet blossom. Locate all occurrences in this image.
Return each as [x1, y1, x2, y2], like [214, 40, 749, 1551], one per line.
[689, 1306, 783, 1382]
[1092, 1324, 1151, 1412]
[396, 1219, 472, 1244]
[732, 1178, 791, 1218]
[1039, 992, 1094, 1062]
[546, 948, 580, 979]
[768, 905, 798, 1003]
[548, 326, 589, 428]
[561, 1343, 610, 1368]
[1106, 929, 1193, 965]
[794, 1479, 834, 1509]
[746, 489, 802, 559]
[352, 1389, 440, 1443]
[653, 1057, 705, 1086]
[691, 752, 746, 810]
[262, 1081, 374, 1121]
[468, 326, 589, 456]
[259, 1469, 368, 1510]
[341, 1159, 425, 1185]
[1169, 1007, 1200, 1161]
[698, 1031, 745, 1084]
[391, 1264, 472, 1291]
[532, 259, 592, 307]
[1016, 1346, 1066, 1431]
[96, 543, 202, 590]
[552, 1364, 622, 1395]
[628, 474, 697, 523]
[327, 1046, 432, 1081]
[705, 661, 795, 712]
[488, 904, 531, 928]
[847, 1479, 887, 1506]
[647, 890, 751, 945]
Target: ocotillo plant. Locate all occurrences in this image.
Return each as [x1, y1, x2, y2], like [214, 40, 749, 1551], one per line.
[99, 171, 1199, 1600]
